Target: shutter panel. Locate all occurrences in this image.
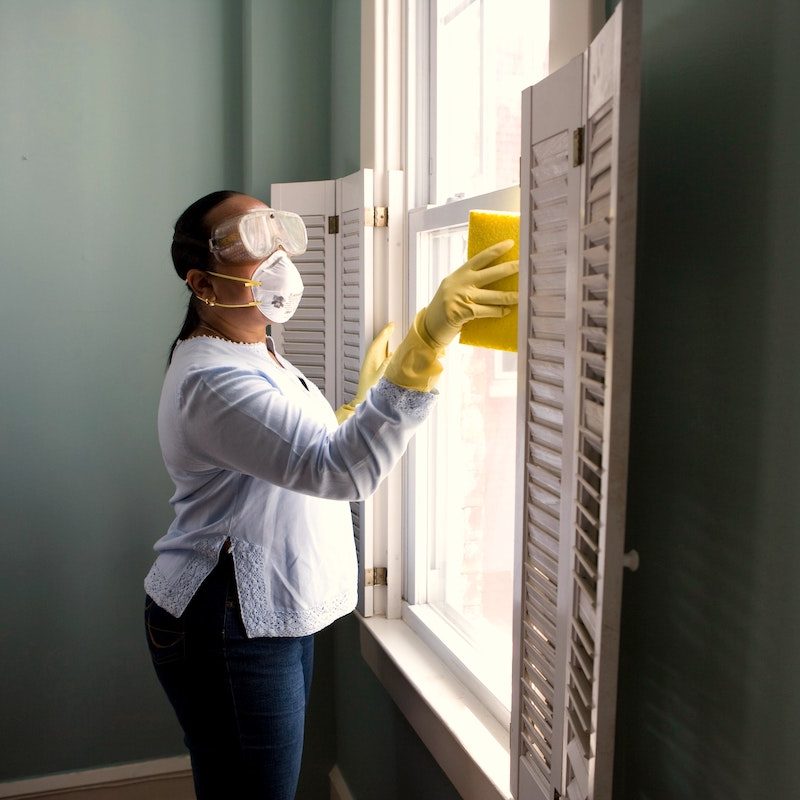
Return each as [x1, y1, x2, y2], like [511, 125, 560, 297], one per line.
[269, 180, 337, 404]
[563, 2, 641, 799]
[335, 169, 376, 617]
[512, 2, 641, 799]
[512, 53, 584, 800]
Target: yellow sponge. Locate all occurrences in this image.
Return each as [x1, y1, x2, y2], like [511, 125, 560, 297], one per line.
[459, 210, 520, 352]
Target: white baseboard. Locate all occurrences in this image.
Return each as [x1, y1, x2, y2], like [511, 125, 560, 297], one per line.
[0, 756, 194, 800]
[329, 765, 355, 800]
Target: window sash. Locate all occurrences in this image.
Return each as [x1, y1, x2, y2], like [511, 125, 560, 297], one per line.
[428, 0, 551, 205]
[405, 185, 520, 601]
[403, 185, 521, 726]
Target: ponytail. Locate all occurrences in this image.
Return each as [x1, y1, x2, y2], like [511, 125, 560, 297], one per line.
[168, 296, 201, 365]
[167, 190, 244, 366]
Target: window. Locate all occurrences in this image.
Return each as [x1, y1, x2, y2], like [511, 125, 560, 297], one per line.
[398, 3, 641, 796]
[404, 0, 550, 726]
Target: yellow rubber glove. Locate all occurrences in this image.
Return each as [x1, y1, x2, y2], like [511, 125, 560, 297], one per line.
[384, 241, 519, 393]
[423, 239, 519, 347]
[335, 322, 395, 423]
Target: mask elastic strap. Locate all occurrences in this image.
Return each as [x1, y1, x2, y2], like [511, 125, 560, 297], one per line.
[195, 295, 258, 309]
[187, 270, 260, 309]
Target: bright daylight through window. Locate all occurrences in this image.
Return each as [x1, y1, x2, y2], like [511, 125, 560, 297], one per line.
[433, 0, 550, 203]
[407, 0, 550, 722]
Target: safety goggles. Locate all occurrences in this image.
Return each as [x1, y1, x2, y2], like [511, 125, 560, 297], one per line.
[179, 209, 308, 264]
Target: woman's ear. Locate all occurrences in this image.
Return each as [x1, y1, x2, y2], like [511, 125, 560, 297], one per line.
[185, 269, 215, 305]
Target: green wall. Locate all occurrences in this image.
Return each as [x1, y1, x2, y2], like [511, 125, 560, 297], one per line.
[330, 0, 361, 178]
[614, 0, 800, 797]
[246, 0, 333, 200]
[332, 616, 461, 800]
[0, 0, 334, 789]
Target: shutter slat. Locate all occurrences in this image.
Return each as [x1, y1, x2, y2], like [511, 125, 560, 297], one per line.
[575, 523, 598, 553]
[573, 544, 598, 581]
[523, 610, 556, 650]
[529, 423, 565, 453]
[573, 572, 596, 609]
[567, 684, 591, 734]
[582, 217, 611, 242]
[566, 705, 591, 760]
[571, 617, 594, 659]
[522, 693, 554, 737]
[576, 474, 601, 504]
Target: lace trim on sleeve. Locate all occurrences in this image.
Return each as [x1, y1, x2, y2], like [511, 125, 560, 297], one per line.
[373, 377, 438, 422]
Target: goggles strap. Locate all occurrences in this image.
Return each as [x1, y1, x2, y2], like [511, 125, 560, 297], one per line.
[206, 271, 259, 287]
[173, 231, 210, 249]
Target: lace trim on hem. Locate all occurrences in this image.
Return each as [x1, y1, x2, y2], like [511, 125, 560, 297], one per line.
[145, 537, 357, 636]
[232, 540, 357, 637]
[143, 536, 228, 618]
[374, 377, 437, 422]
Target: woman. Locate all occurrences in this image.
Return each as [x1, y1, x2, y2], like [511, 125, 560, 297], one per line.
[143, 190, 517, 799]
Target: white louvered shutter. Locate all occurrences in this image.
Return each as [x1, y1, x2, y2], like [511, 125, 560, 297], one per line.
[511, 2, 641, 799]
[512, 53, 584, 800]
[335, 169, 376, 617]
[269, 180, 337, 404]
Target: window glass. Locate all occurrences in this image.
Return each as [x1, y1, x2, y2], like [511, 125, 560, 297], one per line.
[418, 224, 517, 702]
[434, 0, 550, 203]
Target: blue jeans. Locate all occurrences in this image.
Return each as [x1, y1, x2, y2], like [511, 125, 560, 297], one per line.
[144, 546, 314, 799]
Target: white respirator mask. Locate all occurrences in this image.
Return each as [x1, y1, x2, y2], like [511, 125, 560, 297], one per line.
[202, 250, 305, 323]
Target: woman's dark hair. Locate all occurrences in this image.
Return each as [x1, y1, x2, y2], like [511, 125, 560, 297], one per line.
[167, 190, 245, 364]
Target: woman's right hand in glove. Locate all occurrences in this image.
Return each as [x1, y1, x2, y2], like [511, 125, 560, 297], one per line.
[423, 239, 519, 347]
[383, 240, 519, 393]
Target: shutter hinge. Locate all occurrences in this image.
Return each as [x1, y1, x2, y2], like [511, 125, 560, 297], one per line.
[572, 126, 585, 168]
[328, 215, 339, 234]
[365, 567, 387, 586]
[365, 207, 388, 227]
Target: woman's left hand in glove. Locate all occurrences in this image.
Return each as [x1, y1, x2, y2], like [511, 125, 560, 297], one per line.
[335, 322, 395, 423]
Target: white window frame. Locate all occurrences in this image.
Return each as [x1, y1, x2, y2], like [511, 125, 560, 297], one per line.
[357, 2, 606, 799]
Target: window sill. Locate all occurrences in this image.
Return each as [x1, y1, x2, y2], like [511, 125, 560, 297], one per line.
[358, 613, 512, 800]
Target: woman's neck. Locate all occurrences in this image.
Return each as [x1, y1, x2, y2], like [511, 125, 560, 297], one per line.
[194, 313, 265, 344]
[192, 316, 283, 369]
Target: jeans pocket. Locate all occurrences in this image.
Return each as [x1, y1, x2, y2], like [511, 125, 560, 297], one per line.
[145, 596, 186, 666]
